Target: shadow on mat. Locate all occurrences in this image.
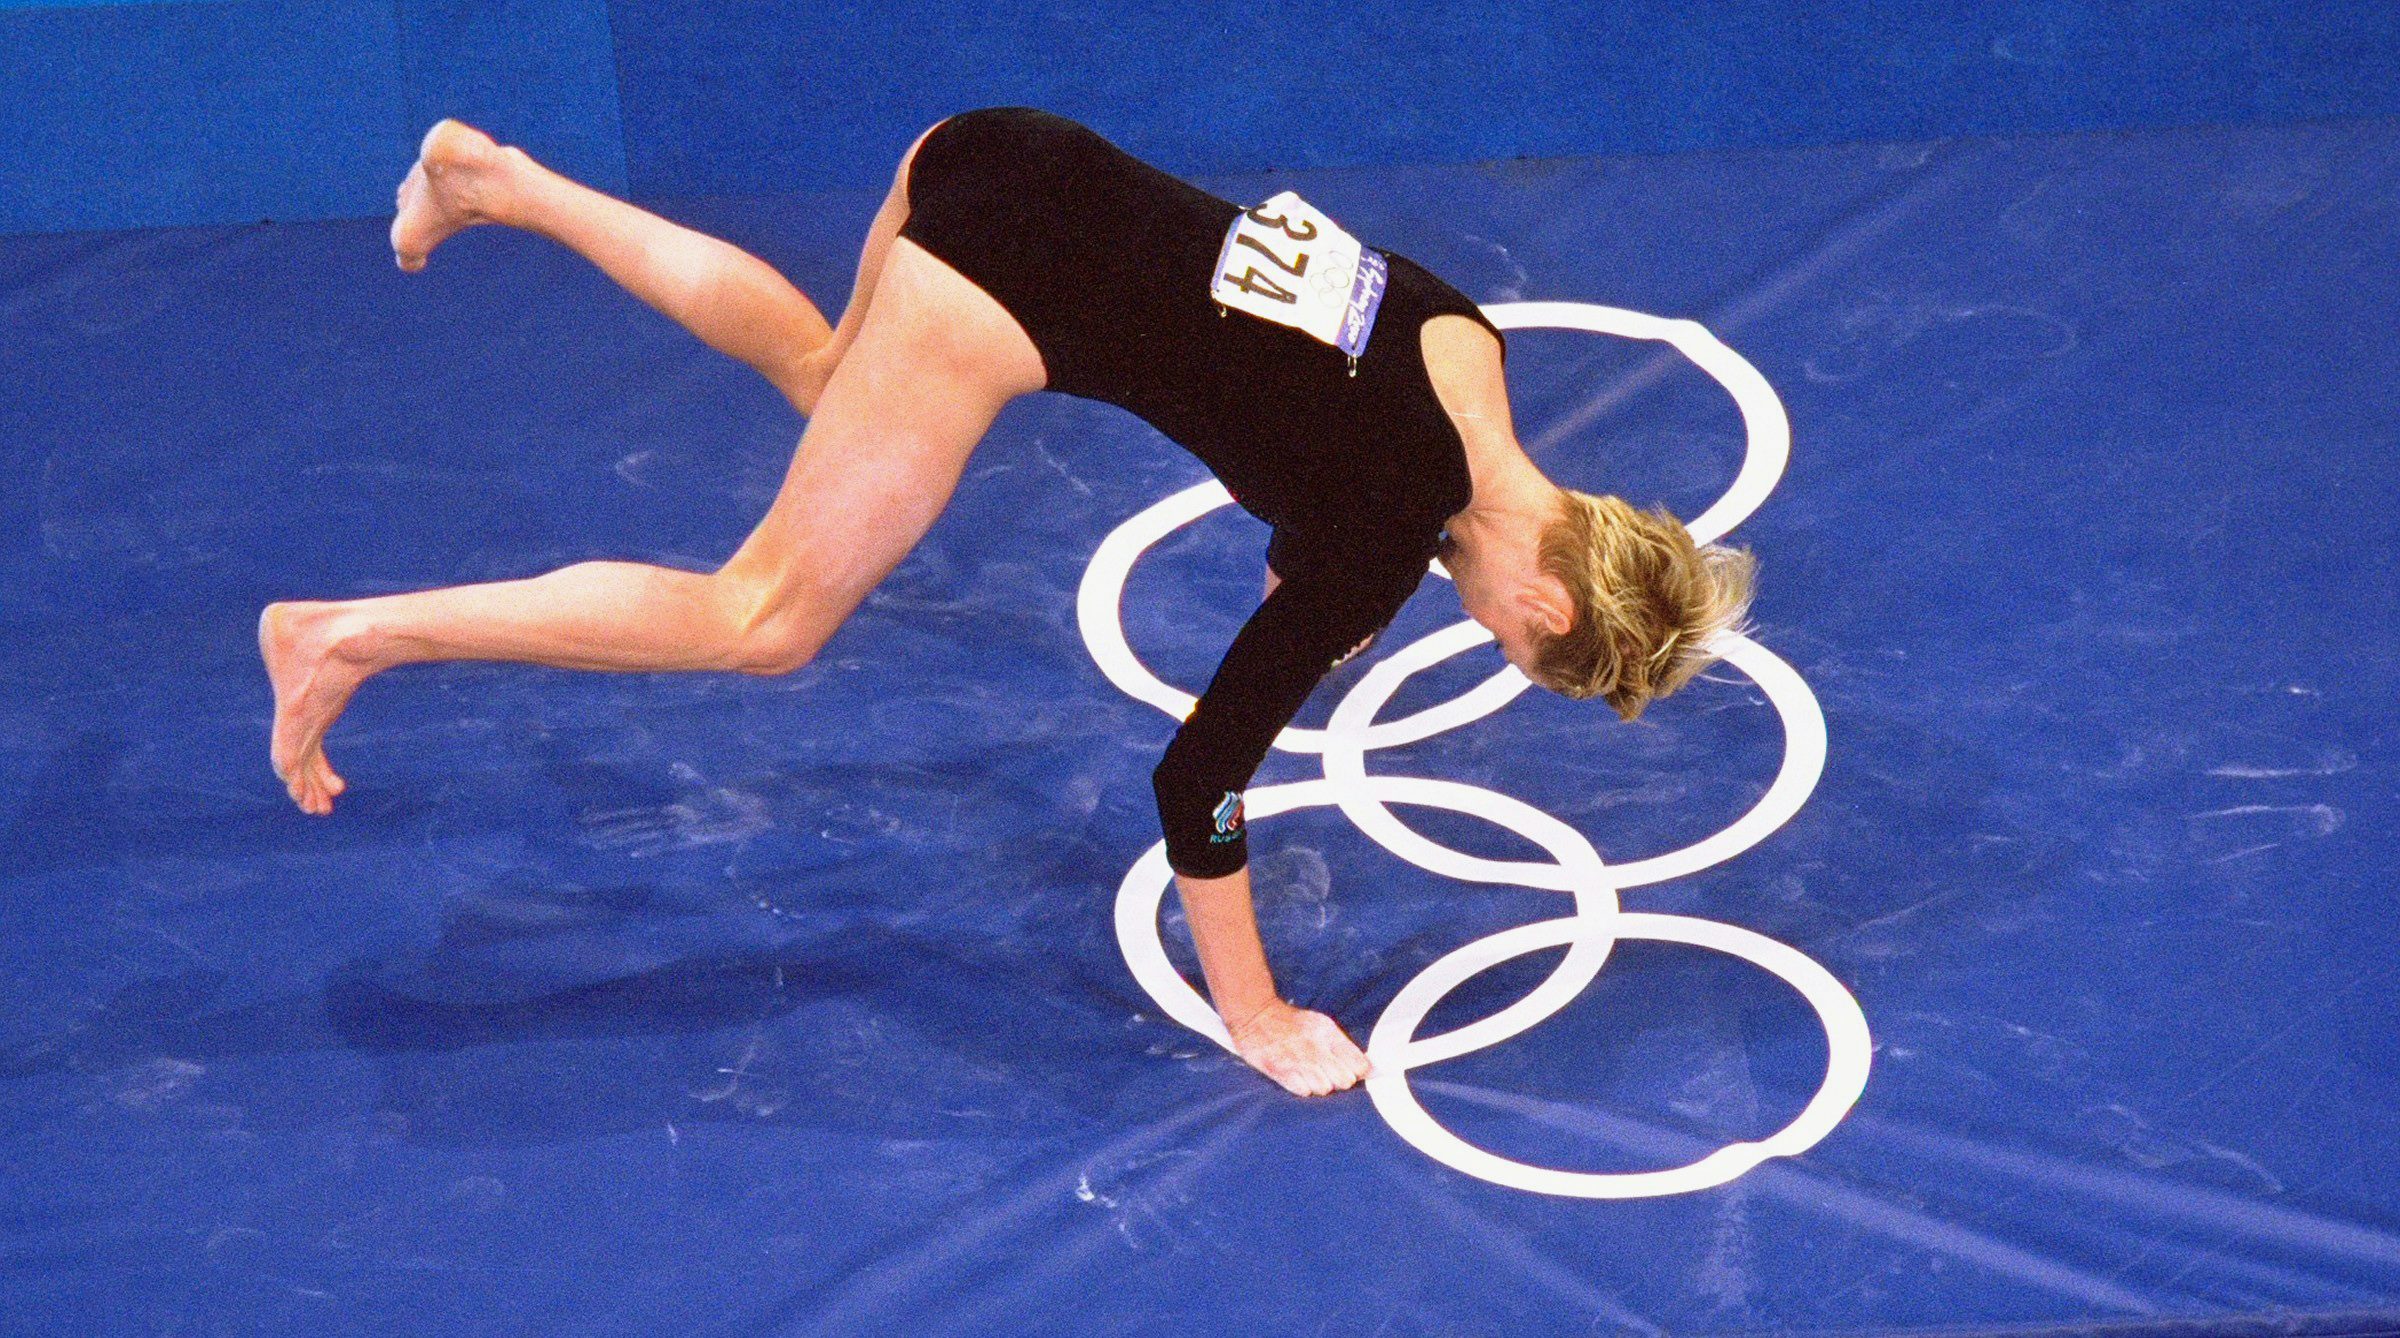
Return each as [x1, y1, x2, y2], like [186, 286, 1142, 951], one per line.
[2, 900, 1161, 1145]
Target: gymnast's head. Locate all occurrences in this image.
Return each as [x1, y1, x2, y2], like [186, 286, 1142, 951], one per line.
[1451, 490, 1756, 720]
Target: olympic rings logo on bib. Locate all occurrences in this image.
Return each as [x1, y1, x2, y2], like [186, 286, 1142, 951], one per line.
[1212, 191, 1388, 362]
[1077, 301, 1871, 1200]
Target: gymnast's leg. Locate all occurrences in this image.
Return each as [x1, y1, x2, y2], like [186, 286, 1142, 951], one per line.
[388, 118, 929, 415]
[260, 238, 1045, 813]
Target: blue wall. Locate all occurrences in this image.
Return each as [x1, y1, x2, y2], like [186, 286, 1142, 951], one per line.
[0, 0, 628, 234]
[4, 0, 2399, 235]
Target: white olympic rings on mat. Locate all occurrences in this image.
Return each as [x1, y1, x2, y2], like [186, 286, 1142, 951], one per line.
[1075, 302, 1870, 1198]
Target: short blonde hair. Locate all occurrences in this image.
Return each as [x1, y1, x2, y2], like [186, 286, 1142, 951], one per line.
[1528, 491, 1756, 720]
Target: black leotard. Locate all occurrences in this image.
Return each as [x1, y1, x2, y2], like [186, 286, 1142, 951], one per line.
[900, 107, 1504, 879]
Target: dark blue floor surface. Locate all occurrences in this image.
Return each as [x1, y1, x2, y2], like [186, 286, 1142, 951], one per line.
[1, 114, 2396, 1336]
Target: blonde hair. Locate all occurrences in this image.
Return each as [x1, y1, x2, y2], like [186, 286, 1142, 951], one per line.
[1528, 490, 1756, 720]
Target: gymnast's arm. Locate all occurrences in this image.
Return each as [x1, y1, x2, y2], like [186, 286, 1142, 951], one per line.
[1152, 553, 1416, 1096]
[1177, 864, 1368, 1097]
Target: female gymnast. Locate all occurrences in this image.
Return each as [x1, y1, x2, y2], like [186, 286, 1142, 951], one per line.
[258, 108, 1754, 1098]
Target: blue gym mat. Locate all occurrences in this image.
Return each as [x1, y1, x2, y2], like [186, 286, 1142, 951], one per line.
[1, 113, 2395, 1335]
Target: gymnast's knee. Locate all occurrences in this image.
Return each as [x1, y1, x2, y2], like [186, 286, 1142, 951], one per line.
[778, 346, 834, 417]
[728, 615, 822, 676]
[708, 574, 829, 676]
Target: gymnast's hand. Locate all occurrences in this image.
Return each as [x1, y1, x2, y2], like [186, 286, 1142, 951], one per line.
[1227, 999, 1372, 1097]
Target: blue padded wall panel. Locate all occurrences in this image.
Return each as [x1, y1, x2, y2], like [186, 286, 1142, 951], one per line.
[392, 0, 629, 196]
[0, 0, 625, 235]
[7, 2, 2400, 237]
[606, 0, 2400, 198]
[0, 1, 410, 233]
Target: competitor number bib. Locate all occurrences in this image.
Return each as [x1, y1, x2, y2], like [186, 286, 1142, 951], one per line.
[1210, 190, 1388, 365]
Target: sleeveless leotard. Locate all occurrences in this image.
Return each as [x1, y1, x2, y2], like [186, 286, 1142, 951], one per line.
[899, 107, 1504, 878]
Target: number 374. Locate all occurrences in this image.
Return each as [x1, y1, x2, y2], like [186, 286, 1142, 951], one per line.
[1222, 205, 1316, 304]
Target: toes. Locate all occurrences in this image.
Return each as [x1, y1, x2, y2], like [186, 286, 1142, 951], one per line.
[286, 757, 337, 815]
[308, 757, 344, 810]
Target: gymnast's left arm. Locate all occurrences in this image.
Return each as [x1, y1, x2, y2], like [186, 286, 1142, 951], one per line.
[1148, 562, 1411, 1096]
[1176, 864, 1371, 1096]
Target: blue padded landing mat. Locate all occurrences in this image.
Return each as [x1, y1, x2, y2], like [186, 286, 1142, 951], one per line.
[2, 115, 2397, 1336]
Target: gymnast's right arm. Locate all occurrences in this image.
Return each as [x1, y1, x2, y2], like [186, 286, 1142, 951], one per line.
[1150, 557, 1416, 1096]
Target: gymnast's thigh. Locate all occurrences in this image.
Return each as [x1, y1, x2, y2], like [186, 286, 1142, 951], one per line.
[720, 239, 1045, 644]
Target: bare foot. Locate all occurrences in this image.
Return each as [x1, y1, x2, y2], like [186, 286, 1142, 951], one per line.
[390, 119, 515, 273]
[259, 603, 376, 815]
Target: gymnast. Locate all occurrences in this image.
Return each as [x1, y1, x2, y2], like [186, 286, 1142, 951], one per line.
[258, 107, 1754, 1098]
